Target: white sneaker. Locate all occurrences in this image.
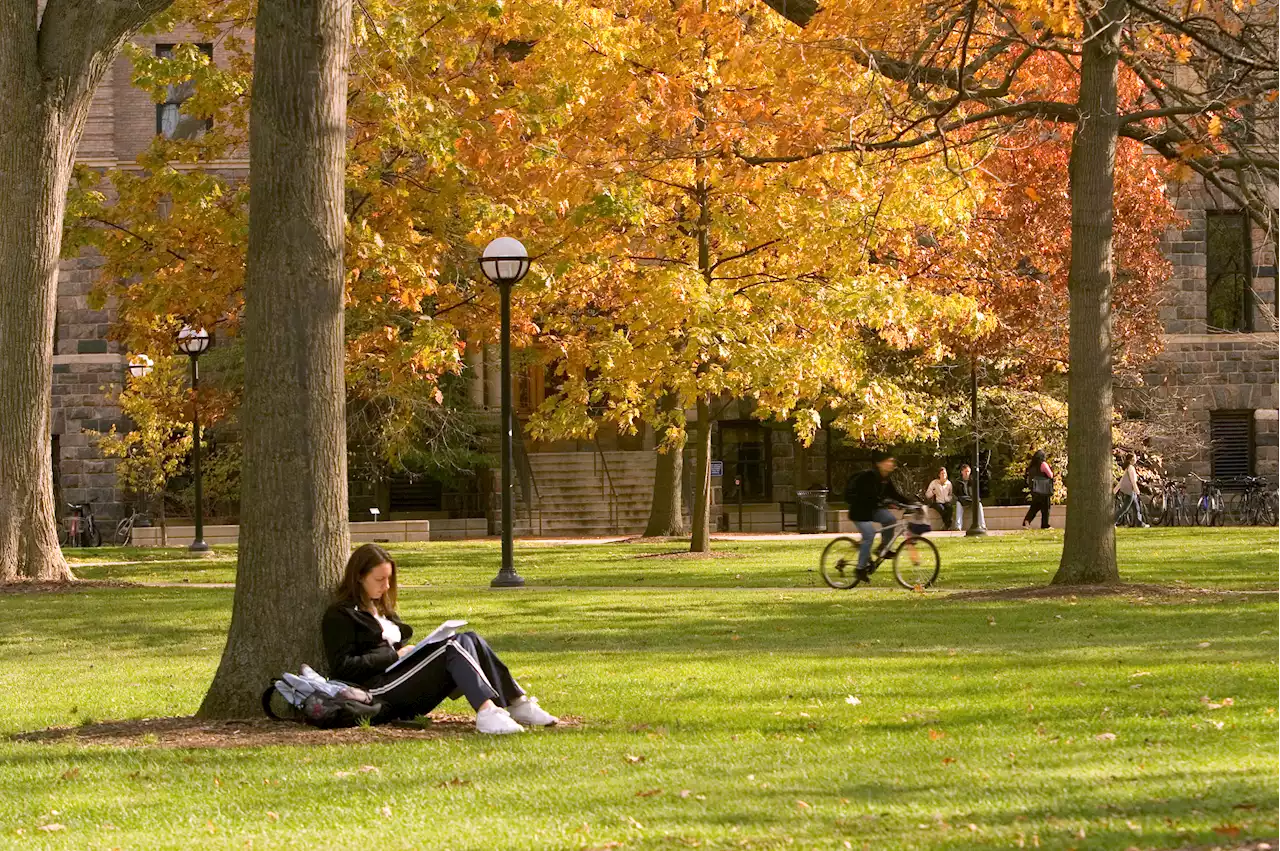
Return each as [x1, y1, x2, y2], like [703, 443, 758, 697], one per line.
[508, 696, 559, 727]
[476, 705, 524, 735]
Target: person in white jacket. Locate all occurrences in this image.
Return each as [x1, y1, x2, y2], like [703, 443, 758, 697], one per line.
[1113, 452, 1149, 527]
[924, 467, 956, 530]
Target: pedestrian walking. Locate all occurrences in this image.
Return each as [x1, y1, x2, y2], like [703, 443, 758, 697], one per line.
[1022, 450, 1054, 529]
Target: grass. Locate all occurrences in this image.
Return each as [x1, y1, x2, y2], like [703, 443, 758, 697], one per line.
[2, 529, 1276, 850]
[67, 527, 1279, 590]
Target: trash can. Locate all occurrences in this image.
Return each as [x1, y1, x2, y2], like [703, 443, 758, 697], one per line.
[795, 489, 829, 533]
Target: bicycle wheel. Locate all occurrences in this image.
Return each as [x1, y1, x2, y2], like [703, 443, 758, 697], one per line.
[86, 522, 102, 548]
[58, 524, 71, 548]
[893, 535, 940, 590]
[820, 537, 863, 589]
[115, 516, 135, 546]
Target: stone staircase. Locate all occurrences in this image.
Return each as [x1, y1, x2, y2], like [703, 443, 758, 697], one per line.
[514, 450, 659, 537]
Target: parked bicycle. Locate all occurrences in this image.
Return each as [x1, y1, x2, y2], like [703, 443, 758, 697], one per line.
[820, 505, 940, 590]
[1148, 477, 1191, 527]
[1190, 474, 1225, 527]
[1233, 476, 1278, 526]
[59, 501, 102, 548]
[114, 508, 151, 546]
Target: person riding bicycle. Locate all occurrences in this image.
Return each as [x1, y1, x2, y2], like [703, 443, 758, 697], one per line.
[844, 450, 917, 584]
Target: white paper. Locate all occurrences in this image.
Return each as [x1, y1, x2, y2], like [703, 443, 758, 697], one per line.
[423, 619, 468, 644]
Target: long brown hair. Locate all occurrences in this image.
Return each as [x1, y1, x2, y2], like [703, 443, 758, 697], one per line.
[336, 543, 398, 616]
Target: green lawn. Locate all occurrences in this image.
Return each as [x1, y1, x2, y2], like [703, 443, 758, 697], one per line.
[3, 529, 1276, 850]
[67, 527, 1279, 590]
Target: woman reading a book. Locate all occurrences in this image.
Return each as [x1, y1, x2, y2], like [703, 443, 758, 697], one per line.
[321, 543, 558, 734]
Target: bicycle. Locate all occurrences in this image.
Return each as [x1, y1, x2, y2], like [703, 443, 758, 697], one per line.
[114, 508, 150, 546]
[1148, 477, 1189, 526]
[1113, 492, 1149, 527]
[59, 501, 102, 548]
[1190, 474, 1225, 527]
[1234, 476, 1277, 526]
[820, 505, 940, 590]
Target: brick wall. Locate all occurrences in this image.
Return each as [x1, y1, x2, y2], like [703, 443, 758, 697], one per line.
[1144, 177, 1280, 481]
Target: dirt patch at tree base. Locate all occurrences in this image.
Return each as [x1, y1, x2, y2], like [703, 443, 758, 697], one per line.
[0, 579, 141, 595]
[10, 714, 582, 748]
[631, 550, 744, 560]
[946, 583, 1273, 602]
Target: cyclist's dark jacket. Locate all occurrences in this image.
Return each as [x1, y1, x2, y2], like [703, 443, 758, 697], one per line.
[321, 599, 414, 685]
[844, 469, 912, 522]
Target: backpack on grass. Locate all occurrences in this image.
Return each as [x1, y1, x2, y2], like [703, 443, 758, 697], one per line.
[261, 664, 386, 729]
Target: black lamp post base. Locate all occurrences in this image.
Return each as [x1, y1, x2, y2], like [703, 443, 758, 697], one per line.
[189, 540, 212, 554]
[965, 502, 989, 537]
[490, 569, 526, 588]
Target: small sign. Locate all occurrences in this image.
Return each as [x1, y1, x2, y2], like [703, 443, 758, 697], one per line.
[710, 461, 724, 477]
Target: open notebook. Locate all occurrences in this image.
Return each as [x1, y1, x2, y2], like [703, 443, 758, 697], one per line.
[384, 620, 467, 672]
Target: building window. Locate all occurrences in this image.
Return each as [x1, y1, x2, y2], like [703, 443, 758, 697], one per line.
[155, 43, 213, 140]
[1209, 410, 1254, 482]
[716, 422, 772, 503]
[1205, 210, 1252, 332]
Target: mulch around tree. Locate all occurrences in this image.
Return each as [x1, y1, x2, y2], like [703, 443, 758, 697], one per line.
[10, 714, 583, 749]
[944, 583, 1274, 602]
[0, 579, 141, 595]
[631, 550, 743, 560]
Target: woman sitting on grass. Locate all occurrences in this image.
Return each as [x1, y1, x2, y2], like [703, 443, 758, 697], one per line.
[321, 543, 558, 735]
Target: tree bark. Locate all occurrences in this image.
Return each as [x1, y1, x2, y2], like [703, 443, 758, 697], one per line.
[0, 0, 175, 582]
[1053, 0, 1124, 586]
[199, 0, 353, 717]
[644, 394, 686, 537]
[689, 397, 714, 553]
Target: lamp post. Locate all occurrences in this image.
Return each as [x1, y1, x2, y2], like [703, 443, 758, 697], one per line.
[966, 358, 988, 536]
[479, 237, 531, 588]
[177, 326, 212, 553]
[126, 354, 154, 380]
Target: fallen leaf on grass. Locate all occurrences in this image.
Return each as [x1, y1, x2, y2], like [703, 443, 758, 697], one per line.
[1095, 732, 1117, 742]
[624, 754, 645, 764]
[942, 757, 956, 765]
[38, 824, 65, 833]
[378, 805, 392, 819]
[845, 696, 862, 706]
[928, 729, 946, 741]
[635, 789, 662, 798]
[795, 800, 811, 810]
[1213, 824, 1242, 837]
[679, 790, 692, 799]
[1232, 803, 1258, 811]
[358, 765, 379, 774]
[1197, 641, 1212, 648]
[59, 768, 80, 781]
[1130, 671, 1151, 678]
[266, 812, 279, 822]
[438, 777, 471, 788]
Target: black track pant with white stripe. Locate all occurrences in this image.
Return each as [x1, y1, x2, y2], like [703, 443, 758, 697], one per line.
[365, 631, 525, 718]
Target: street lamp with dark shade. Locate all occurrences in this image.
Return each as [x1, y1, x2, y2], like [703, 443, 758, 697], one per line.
[478, 237, 530, 588]
[178, 326, 212, 554]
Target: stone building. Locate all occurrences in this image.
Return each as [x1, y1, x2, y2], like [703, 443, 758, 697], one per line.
[55, 27, 246, 526]
[1140, 180, 1278, 484]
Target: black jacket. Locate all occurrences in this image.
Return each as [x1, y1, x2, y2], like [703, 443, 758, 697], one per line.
[844, 469, 912, 522]
[321, 599, 414, 686]
[954, 477, 973, 505]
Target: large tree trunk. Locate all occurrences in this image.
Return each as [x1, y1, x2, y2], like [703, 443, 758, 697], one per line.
[1053, 0, 1124, 586]
[689, 397, 714, 553]
[0, 0, 174, 582]
[199, 0, 353, 717]
[644, 394, 686, 537]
